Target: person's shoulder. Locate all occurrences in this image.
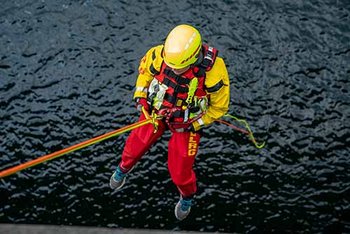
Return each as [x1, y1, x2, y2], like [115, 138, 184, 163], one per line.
[145, 44, 164, 57]
[212, 56, 226, 69]
[206, 56, 228, 78]
[153, 44, 164, 52]
[205, 56, 229, 90]
[140, 44, 164, 74]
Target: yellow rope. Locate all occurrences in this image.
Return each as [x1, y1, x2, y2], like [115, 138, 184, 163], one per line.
[223, 113, 266, 149]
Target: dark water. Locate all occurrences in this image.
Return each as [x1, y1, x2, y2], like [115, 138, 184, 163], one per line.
[1, 0, 349, 233]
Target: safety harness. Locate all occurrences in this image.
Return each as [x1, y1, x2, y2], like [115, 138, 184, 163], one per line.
[147, 44, 219, 125]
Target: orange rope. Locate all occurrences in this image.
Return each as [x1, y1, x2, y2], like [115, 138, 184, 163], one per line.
[0, 118, 154, 178]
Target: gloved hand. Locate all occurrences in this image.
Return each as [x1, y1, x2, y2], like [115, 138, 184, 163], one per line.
[169, 122, 195, 132]
[135, 98, 150, 112]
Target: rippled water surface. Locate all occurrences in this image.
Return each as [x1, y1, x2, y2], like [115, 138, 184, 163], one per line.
[1, 0, 349, 233]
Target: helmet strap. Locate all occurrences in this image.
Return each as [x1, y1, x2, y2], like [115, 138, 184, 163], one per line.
[192, 49, 204, 67]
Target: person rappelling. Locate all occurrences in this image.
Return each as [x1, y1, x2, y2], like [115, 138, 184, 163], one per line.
[109, 24, 230, 220]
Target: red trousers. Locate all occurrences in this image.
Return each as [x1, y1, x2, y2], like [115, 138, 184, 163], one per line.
[119, 113, 201, 198]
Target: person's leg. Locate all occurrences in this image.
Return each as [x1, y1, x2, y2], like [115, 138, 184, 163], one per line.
[168, 131, 201, 197]
[168, 131, 201, 220]
[119, 113, 166, 172]
[110, 113, 165, 190]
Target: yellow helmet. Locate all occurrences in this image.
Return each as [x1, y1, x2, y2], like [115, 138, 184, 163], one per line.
[163, 24, 202, 69]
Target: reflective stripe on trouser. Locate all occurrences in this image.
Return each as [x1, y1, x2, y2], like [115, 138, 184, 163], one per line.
[119, 113, 201, 197]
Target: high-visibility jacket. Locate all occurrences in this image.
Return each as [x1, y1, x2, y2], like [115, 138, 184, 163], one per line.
[134, 44, 230, 131]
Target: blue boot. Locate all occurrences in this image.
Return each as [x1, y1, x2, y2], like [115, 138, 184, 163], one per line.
[109, 166, 127, 190]
[175, 196, 193, 220]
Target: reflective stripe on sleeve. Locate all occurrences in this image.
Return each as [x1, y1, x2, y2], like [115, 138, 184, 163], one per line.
[136, 87, 148, 93]
[197, 118, 205, 126]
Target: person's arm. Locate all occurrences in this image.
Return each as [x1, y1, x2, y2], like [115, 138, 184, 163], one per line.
[133, 45, 164, 100]
[192, 57, 230, 130]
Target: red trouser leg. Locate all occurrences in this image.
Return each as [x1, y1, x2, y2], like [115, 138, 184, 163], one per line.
[168, 131, 201, 198]
[119, 113, 166, 171]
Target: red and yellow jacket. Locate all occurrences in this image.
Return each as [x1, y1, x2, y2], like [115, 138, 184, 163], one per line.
[134, 44, 230, 131]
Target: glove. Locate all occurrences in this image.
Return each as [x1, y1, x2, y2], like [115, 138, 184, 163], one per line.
[188, 124, 195, 132]
[169, 122, 195, 132]
[135, 98, 150, 112]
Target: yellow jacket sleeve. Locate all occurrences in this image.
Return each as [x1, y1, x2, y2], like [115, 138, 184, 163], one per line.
[133, 45, 164, 99]
[192, 57, 230, 131]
